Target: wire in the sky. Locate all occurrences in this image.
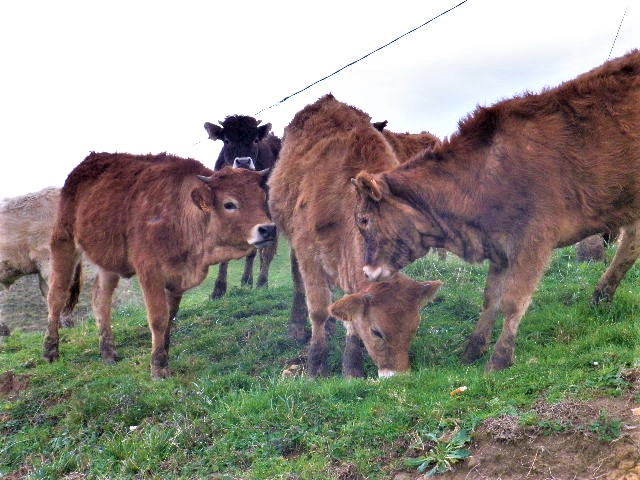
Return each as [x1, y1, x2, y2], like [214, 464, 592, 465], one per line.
[608, 3, 629, 60]
[254, 0, 471, 115]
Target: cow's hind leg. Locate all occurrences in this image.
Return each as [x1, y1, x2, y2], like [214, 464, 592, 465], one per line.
[288, 249, 310, 343]
[240, 251, 256, 287]
[43, 235, 80, 362]
[256, 235, 278, 288]
[211, 262, 229, 299]
[163, 290, 182, 356]
[462, 263, 507, 364]
[592, 222, 640, 304]
[487, 248, 553, 372]
[139, 271, 172, 378]
[92, 268, 120, 364]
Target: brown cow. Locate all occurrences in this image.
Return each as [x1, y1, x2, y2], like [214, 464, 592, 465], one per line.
[269, 94, 442, 378]
[372, 120, 441, 163]
[353, 49, 640, 372]
[1, 187, 80, 328]
[44, 152, 275, 378]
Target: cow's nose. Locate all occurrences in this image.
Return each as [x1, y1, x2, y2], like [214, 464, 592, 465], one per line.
[258, 223, 276, 241]
[233, 157, 256, 170]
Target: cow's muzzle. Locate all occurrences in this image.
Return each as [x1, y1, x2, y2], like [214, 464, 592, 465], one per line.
[249, 223, 276, 247]
[233, 157, 256, 170]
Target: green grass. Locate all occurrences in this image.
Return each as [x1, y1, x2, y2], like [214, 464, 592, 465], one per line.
[1, 242, 638, 479]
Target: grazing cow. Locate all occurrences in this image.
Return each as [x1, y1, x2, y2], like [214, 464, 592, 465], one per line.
[43, 152, 275, 378]
[269, 94, 442, 378]
[1, 187, 80, 328]
[204, 115, 281, 299]
[353, 50, 640, 372]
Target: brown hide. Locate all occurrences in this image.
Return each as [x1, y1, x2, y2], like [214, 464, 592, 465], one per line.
[0, 187, 80, 326]
[380, 129, 440, 163]
[354, 50, 640, 372]
[44, 152, 275, 378]
[269, 94, 442, 377]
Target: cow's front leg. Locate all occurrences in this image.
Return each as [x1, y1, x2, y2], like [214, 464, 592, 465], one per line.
[92, 268, 120, 364]
[139, 272, 171, 378]
[211, 262, 228, 299]
[592, 222, 640, 304]
[256, 237, 277, 288]
[240, 251, 256, 287]
[462, 262, 507, 364]
[487, 249, 552, 372]
[287, 250, 310, 343]
[342, 322, 365, 378]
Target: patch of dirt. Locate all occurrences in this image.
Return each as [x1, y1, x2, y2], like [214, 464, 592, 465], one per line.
[0, 371, 30, 398]
[393, 373, 640, 480]
[0, 262, 142, 334]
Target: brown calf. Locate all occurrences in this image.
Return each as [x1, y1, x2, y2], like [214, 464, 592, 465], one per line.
[354, 50, 640, 372]
[269, 94, 442, 378]
[44, 152, 275, 378]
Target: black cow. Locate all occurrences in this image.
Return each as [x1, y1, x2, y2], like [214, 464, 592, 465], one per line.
[204, 115, 281, 299]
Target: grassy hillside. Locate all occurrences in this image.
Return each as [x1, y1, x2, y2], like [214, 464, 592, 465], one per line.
[1, 241, 638, 479]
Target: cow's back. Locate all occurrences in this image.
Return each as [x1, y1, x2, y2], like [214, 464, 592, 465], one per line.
[58, 152, 213, 276]
[0, 187, 60, 282]
[269, 94, 400, 291]
[381, 130, 440, 163]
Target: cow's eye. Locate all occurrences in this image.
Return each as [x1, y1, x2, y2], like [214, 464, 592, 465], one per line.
[253, 139, 259, 144]
[358, 215, 369, 227]
[223, 201, 238, 211]
[371, 327, 385, 340]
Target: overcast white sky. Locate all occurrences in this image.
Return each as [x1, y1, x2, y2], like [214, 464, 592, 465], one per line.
[0, 1, 637, 199]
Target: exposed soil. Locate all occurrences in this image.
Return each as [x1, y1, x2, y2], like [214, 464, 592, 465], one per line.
[0, 262, 142, 334]
[390, 372, 640, 480]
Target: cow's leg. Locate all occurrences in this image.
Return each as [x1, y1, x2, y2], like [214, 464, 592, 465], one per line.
[298, 257, 332, 377]
[164, 290, 182, 354]
[288, 249, 310, 343]
[256, 237, 277, 288]
[211, 262, 228, 299]
[240, 251, 256, 287]
[487, 249, 553, 372]
[342, 322, 365, 378]
[43, 236, 80, 362]
[462, 263, 507, 364]
[592, 222, 640, 304]
[92, 268, 120, 364]
[138, 272, 171, 378]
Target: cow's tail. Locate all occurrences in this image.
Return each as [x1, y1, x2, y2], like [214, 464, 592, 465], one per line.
[61, 261, 82, 317]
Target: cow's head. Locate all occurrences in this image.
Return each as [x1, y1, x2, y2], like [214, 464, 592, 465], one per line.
[329, 276, 442, 377]
[192, 167, 276, 254]
[352, 171, 444, 281]
[204, 115, 272, 171]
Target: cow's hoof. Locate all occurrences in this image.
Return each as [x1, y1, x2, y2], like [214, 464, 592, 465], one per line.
[151, 365, 171, 379]
[461, 337, 486, 364]
[485, 352, 513, 372]
[240, 278, 253, 288]
[210, 287, 226, 300]
[101, 350, 120, 365]
[287, 323, 310, 345]
[43, 348, 59, 363]
[590, 289, 611, 305]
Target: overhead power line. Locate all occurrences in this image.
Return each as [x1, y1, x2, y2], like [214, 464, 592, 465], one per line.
[254, 0, 471, 115]
[607, 3, 629, 60]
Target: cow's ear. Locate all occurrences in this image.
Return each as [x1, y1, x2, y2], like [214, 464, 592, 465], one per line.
[204, 122, 224, 141]
[191, 185, 214, 213]
[352, 172, 383, 202]
[329, 293, 368, 322]
[416, 280, 443, 306]
[257, 122, 272, 141]
[372, 120, 388, 132]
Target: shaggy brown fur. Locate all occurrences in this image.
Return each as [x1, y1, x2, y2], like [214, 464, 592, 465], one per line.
[354, 50, 640, 372]
[0, 187, 80, 327]
[269, 94, 441, 378]
[44, 152, 275, 378]
[204, 115, 281, 299]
